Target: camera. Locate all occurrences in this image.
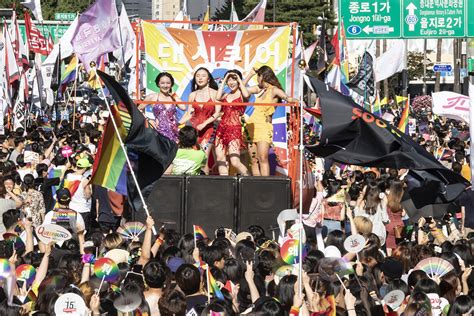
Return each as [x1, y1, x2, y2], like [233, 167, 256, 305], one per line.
[216, 227, 225, 239]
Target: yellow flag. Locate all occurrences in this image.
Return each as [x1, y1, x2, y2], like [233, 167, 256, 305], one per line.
[395, 95, 408, 104]
[380, 97, 389, 106]
[200, 6, 210, 31]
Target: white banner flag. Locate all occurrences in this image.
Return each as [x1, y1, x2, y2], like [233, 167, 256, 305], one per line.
[432, 91, 470, 124]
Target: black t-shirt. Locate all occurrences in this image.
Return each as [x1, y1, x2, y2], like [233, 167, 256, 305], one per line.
[185, 294, 207, 313]
[456, 190, 474, 228]
[35, 177, 61, 212]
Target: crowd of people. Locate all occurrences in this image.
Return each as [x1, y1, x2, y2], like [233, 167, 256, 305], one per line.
[0, 61, 472, 316]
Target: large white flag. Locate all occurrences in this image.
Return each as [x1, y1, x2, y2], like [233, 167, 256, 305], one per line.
[21, 0, 44, 22]
[232, 0, 267, 30]
[113, 4, 136, 66]
[41, 17, 79, 105]
[374, 40, 407, 82]
[432, 91, 470, 123]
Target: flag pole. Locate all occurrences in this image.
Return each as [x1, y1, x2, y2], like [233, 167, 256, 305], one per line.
[94, 75, 157, 235]
[298, 66, 305, 297]
[71, 58, 80, 130]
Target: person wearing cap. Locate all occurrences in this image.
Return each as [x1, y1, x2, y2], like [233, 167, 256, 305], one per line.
[67, 157, 93, 228]
[43, 188, 85, 237]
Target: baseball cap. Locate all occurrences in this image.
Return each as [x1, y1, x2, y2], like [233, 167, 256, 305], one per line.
[381, 258, 404, 280]
[236, 232, 254, 244]
[57, 188, 71, 204]
[77, 158, 92, 169]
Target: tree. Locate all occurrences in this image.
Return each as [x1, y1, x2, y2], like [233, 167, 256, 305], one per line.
[407, 51, 433, 81]
[241, 0, 336, 47]
[0, 0, 92, 20]
[213, 0, 246, 21]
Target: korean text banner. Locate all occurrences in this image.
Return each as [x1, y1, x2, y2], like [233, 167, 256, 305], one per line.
[142, 22, 292, 98]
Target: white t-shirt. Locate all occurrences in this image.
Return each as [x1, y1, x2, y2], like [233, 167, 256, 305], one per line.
[355, 204, 389, 245]
[43, 209, 85, 229]
[67, 173, 92, 214]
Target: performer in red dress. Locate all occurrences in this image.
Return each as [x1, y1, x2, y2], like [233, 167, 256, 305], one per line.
[187, 67, 220, 174]
[215, 70, 250, 176]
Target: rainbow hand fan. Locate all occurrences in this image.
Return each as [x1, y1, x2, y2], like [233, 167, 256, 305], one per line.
[414, 257, 454, 278]
[117, 222, 146, 240]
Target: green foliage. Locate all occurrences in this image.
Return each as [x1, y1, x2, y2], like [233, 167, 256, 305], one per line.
[213, 0, 246, 21]
[242, 0, 336, 47]
[0, 0, 91, 20]
[407, 51, 434, 81]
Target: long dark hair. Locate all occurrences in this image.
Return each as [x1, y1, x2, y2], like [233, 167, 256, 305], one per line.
[387, 179, 404, 213]
[191, 67, 218, 91]
[364, 183, 381, 215]
[256, 65, 283, 90]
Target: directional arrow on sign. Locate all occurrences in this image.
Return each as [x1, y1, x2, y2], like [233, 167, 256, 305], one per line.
[406, 2, 417, 15]
[406, 3, 418, 31]
[363, 25, 373, 34]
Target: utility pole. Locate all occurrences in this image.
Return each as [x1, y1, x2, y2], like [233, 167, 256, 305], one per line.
[273, 0, 276, 22]
[422, 39, 427, 95]
[454, 38, 461, 93]
[462, 38, 468, 95]
[383, 40, 389, 99]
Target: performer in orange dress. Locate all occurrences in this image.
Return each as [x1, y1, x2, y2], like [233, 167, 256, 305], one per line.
[215, 70, 250, 176]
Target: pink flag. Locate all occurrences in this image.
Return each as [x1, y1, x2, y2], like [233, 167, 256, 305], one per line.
[71, 0, 120, 70]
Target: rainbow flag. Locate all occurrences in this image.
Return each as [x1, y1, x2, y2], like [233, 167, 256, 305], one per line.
[339, 20, 349, 84]
[48, 167, 65, 199]
[90, 101, 131, 195]
[60, 55, 78, 86]
[207, 267, 224, 300]
[193, 225, 208, 241]
[62, 179, 81, 197]
[373, 94, 382, 117]
[398, 97, 410, 134]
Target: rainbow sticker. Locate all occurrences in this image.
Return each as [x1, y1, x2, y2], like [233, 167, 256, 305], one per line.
[280, 239, 307, 265]
[3, 233, 25, 252]
[94, 258, 119, 283]
[0, 258, 11, 277]
[16, 264, 36, 287]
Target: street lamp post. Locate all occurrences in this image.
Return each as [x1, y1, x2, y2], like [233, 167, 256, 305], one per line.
[273, 0, 276, 22]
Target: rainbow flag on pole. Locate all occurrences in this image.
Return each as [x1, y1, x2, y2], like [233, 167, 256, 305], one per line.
[207, 266, 224, 300]
[398, 97, 410, 134]
[193, 225, 208, 241]
[90, 101, 131, 195]
[339, 20, 349, 84]
[60, 55, 78, 86]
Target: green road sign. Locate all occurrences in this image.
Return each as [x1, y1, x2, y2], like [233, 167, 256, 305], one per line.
[341, 0, 474, 38]
[340, 0, 402, 39]
[402, 0, 466, 38]
[18, 24, 70, 44]
[468, 0, 474, 36]
[54, 12, 76, 21]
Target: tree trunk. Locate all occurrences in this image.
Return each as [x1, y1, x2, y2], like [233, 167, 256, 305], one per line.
[435, 38, 442, 92]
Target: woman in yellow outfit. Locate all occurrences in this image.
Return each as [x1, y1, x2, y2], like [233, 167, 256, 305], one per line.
[243, 65, 298, 176]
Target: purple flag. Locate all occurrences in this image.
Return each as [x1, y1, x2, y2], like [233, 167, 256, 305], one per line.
[71, 0, 120, 69]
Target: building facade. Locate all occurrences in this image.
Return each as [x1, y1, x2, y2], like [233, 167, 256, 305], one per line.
[117, 0, 153, 19]
[152, 0, 182, 20]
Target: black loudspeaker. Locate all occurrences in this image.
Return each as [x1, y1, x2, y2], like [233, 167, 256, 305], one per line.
[184, 176, 237, 236]
[135, 176, 185, 233]
[237, 176, 291, 236]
